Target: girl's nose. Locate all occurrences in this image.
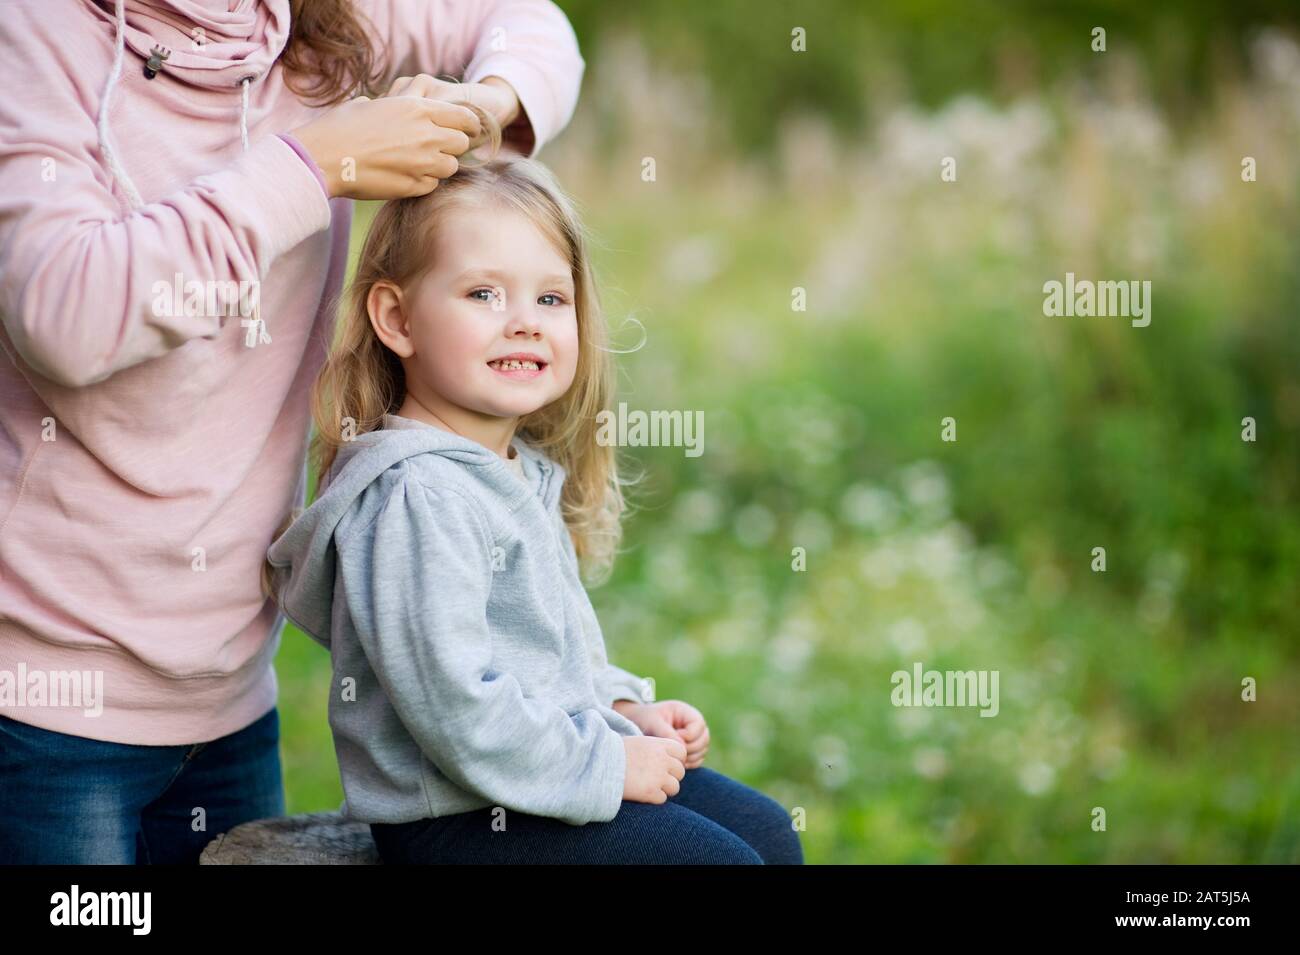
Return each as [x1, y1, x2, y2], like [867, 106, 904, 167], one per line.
[505, 306, 543, 337]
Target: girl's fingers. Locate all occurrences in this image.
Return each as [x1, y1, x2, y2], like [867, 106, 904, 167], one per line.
[684, 725, 709, 748]
[675, 714, 704, 739]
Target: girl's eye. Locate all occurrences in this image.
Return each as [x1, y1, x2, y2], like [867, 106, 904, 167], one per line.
[468, 288, 496, 302]
[539, 293, 567, 306]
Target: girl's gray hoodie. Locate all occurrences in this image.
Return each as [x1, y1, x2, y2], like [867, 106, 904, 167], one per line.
[266, 414, 651, 827]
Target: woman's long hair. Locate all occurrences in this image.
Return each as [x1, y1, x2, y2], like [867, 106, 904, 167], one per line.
[262, 118, 640, 599]
[280, 0, 389, 105]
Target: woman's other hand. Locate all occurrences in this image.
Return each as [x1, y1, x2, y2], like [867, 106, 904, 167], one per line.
[384, 73, 520, 130]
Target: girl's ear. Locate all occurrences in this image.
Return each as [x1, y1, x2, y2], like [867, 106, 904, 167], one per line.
[368, 280, 415, 358]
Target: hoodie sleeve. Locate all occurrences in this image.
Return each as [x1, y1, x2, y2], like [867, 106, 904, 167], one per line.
[0, 55, 332, 388]
[356, 0, 585, 157]
[604, 663, 653, 706]
[335, 477, 628, 826]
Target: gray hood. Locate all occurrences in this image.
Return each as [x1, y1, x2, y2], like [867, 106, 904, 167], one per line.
[266, 421, 562, 650]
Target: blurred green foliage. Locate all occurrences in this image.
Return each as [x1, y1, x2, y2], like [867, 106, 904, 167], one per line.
[559, 0, 1300, 153]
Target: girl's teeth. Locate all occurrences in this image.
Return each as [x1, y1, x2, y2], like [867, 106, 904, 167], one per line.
[493, 359, 540, 370]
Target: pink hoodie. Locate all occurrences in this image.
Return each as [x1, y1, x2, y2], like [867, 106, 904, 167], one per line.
[0, 0, 584, 744]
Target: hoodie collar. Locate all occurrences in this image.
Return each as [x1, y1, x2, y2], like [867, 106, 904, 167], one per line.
[332, 415, 565, 515]
[88, 0, 291, 88]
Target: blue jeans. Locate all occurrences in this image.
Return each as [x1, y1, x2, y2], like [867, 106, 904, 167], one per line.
[370, 766, 804, 864]
[0, 706, 284, 864]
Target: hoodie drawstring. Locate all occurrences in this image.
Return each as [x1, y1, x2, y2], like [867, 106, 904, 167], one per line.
[239, 74, 252, 152]
[98, 0, 143, 210]
[98, 0, 270, 348]
[238, 74, 270, 347]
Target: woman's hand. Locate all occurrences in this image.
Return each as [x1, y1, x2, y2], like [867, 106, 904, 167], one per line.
[289, 94, 482, 200]
[383, 73, 521, 131]
[614, 700, 710, 769]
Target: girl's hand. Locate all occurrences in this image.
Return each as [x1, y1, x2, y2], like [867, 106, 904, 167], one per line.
[289, 94, 482, 200]
[616, 700, 710, 769]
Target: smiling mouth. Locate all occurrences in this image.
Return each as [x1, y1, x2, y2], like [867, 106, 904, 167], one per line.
[488, 358, 547, 377]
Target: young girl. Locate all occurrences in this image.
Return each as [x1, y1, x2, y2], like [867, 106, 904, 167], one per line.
[264, 134, 803, 864]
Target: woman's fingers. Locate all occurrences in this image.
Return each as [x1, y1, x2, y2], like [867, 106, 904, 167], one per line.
[387, 76, 485, 143]
[422, 151, 459, 181]
[291, 92, 481, 201]
[406, 175, 440, 198]
[385, 76, 493, 151]
[428, 124, 472, 159]
[385, 73, 458, 101]
[415, 99, 482, 140]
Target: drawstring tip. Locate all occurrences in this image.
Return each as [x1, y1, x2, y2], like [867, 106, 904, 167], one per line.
[241, 317, 271, 348]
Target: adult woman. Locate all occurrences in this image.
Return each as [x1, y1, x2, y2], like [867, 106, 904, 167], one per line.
[0, 0, 584, 864]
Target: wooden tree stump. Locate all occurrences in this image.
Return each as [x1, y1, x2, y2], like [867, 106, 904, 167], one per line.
[200, 811, 381, 865]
